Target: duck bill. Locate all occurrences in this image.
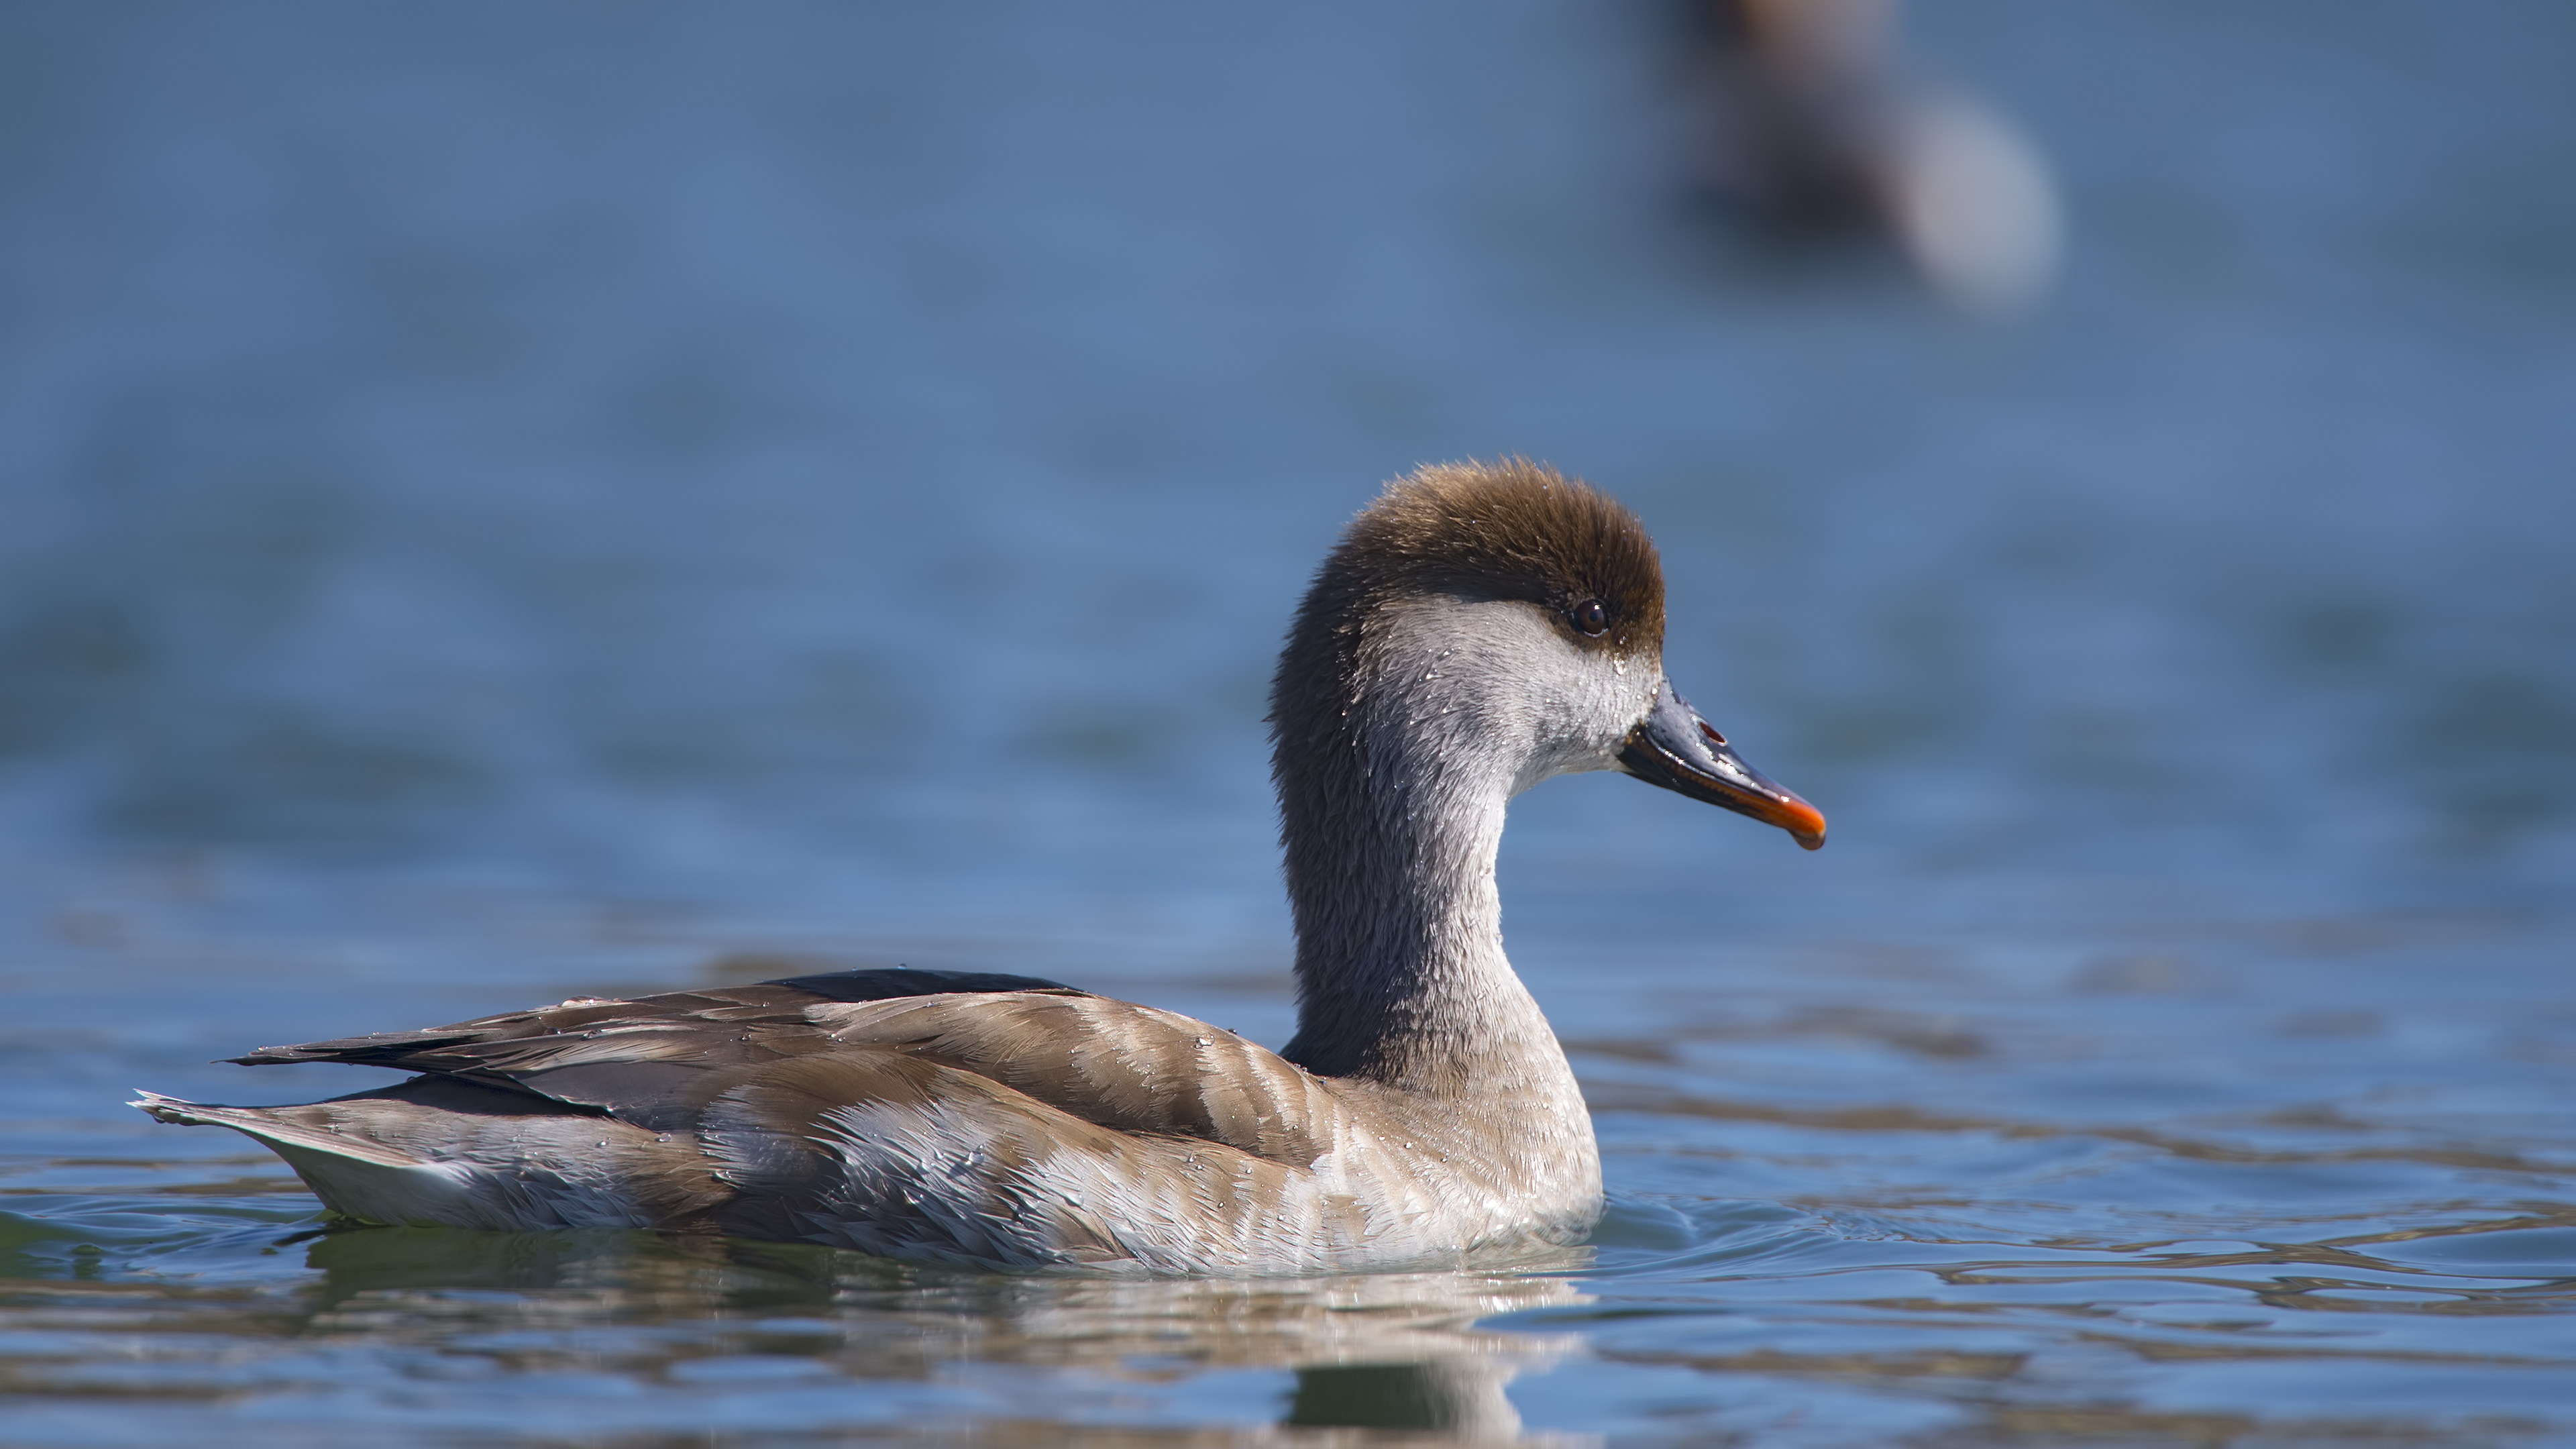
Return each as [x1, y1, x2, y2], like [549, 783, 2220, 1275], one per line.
[1617, 680, 1827, 850]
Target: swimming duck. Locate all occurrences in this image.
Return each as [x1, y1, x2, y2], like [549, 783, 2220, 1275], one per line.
[136, 460, 1824, 1275]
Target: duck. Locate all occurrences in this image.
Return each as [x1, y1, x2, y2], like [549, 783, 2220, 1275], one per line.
[135, 460, 1825, 1276]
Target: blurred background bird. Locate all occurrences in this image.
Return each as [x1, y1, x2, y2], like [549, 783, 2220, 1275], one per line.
[1680, 0, 2061, 311]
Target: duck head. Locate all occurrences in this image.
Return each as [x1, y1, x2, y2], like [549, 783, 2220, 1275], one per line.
[1270, 459, 1824, 854]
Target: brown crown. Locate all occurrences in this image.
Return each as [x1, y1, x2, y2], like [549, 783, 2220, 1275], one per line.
[1292, 458, 1666, 660]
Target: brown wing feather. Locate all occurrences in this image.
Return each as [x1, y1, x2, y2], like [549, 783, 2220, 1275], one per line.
[810, 994, 1344, 1167]
[227, 969, 1085, 1069]
[212, 968, 1338, 1168]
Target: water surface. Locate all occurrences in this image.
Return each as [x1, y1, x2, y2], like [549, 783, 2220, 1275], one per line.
[2, 2, 2571, 1442]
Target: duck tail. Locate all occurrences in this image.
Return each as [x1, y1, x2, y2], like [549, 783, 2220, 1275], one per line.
[130, 1089, 492, 1227]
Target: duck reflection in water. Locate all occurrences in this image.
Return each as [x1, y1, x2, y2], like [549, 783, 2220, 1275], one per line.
[1680, 0, 2061, 311]
[297, 1224, 1597, 1444]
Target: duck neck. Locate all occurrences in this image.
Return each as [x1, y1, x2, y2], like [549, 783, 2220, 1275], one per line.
[1276, 706, 1568, 1100]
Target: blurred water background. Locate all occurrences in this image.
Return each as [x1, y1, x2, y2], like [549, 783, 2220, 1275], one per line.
[2, 2, 2572, 1444]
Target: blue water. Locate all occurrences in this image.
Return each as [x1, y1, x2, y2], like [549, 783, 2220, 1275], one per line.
[3, 2, 2571, 1443]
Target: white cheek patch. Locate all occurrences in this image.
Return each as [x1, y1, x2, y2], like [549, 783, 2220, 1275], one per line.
[1369, 596, 1659, 796]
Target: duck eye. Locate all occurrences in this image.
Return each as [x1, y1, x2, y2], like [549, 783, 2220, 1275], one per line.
[1569, 598, 1609, 637]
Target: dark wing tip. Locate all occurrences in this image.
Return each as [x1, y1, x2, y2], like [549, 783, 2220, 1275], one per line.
[225, 1029, 486, 1067]
[763, 967, 1087, 1003]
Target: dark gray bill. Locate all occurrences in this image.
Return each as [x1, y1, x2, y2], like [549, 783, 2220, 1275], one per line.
[1617, 679, 1826, 850]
